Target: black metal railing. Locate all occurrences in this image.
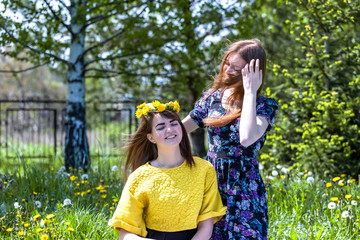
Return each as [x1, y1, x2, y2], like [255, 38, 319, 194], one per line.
[0, 99, 138, 159]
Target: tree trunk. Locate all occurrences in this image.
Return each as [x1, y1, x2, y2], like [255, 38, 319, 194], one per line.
[65, 0, 90, 172]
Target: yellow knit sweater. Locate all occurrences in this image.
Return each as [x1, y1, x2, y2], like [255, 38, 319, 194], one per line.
[108, 156, 227, 237]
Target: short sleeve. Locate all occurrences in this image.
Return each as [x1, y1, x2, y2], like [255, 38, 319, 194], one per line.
[197, 165, 227, 224]
[189, 90, 212, 128]
[108, 181, 147, 237]
[256, 97, 278, 131]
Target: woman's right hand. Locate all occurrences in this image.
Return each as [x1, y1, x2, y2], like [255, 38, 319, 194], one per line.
[241, 59, 262, 95]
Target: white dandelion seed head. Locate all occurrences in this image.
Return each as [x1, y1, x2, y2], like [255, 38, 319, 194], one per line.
[40, 219, 44, 227]
[351, 200, 357, 206]
[328, 202, 336, 209]
[14, 202, 21, 209]
[341, 211, 349, 218]
[112, 165, 119, 172]
[63, 198, 72, 206]
[35, 201, 41, 208]
[308, 171, 313, 176]
[322, 193, 328, 199]
[276, 164, 282, 169]
[338, 179, 345, 186]
[93, 166, 99, 172]
[347, 179, 352, 184]
[258, 163, 264, 170]
[271, 170, 278, 177]
[59, 166, 66, 172]
[307, 177, 315, 184]
[281, 167, 290, 174]
[266, 176, 274, 181]
[81, 174, 89, 180]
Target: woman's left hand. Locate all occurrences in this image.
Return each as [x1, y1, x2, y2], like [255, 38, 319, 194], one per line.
[242, 59, 262, 94]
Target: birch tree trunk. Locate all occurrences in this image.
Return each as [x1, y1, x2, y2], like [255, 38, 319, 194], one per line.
[64, 0, 90, 172]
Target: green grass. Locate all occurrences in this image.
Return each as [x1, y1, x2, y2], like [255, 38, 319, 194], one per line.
[0, 159, 359, 239]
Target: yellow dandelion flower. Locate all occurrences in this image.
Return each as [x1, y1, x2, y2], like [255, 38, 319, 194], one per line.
[33, 192, 37, 195]
[326, 183, 332, 188]
[135, 109, 143, 118]
[87, 189, 91, 193]
[114, 199, 119, 203]
[157, 104, 166, 112]
[102, 194, 107, 199]
[137, 102, 146, 109]
[22, 199, 25, 202]
[96, 185, 104, 191]
[330, 197, 338, 202]
[36, 228, 43, 233]
[340, 174, 346, 178]
[41, 234, 49, 240]
[345, 194, 352, 199]
[6, 228, 12, 232]
[340, 182, 344, 187]
[67, 227, 75, 232]
[152, 100, 160, 108]
[168, 101, 175, 107]
[18, 231, 24, 236]
[46, 214, 55, 219]
[174, 101, 180, 113]
[4, 181, 7, 184]
[70, 176, 78, 181]
[24, 223, 29, 228]
[332, 177, 340, 182]
[64, 222, 70, 226]
[81, 192, 87, 196]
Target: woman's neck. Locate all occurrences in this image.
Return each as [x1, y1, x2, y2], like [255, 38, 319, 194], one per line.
[151, 147, 184, 169]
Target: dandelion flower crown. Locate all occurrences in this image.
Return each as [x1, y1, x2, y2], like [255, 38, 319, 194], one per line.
[135, 100, 180, 118]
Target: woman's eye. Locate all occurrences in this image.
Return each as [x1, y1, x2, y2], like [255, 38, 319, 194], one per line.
[156, 127, 165, 131]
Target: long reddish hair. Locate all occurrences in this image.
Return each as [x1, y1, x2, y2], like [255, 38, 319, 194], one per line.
[204, 39, 266, 127]
[124, 110, 194, 175]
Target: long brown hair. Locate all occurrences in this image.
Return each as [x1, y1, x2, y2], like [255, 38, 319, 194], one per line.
[204, 39, 266, 127]
[124, 110, 194, 175]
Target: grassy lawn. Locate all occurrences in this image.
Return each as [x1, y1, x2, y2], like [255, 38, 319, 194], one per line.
[0, 158, 359, 239]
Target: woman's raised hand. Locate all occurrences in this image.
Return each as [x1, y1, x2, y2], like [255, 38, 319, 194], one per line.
[241, 59, 262, 94]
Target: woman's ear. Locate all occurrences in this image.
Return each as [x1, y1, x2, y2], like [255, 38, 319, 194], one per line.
[147, 134, 155, 144]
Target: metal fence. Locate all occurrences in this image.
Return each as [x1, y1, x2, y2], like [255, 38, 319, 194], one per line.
[0, 99, 138, 159]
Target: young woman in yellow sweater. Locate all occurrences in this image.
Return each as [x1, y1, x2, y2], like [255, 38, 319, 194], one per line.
[109, 100, 227, 240]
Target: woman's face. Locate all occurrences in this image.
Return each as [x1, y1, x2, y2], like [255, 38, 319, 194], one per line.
[223, 53, 247, 86]
[147, 114, 183, 148]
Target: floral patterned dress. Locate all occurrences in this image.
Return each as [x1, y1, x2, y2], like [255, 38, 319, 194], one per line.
[190, 89, 278, 240]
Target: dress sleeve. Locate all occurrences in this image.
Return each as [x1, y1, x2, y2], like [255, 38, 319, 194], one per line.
[197, 165, 227, 224]
[189, 90, 212, 128]
[108, 179, 147, 237]
[256, 97, 278, 131]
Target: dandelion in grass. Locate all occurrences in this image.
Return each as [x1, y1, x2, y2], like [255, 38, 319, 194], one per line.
[46, 214, 55, 219]
[63, 198, 72, 206]
[41, 234, 49, 240]
[281, 167, 290, 174]
[345, 194, 352, 199]
[330, 197, 338, 202]
[351, 200, 357, 206]
[36, 228, 43, 233]
[68, 227, 75, 232]
[18, 231, 24, 236]
[326, 183, 332, 188]
[341, 211, 349, 218]
[333, 177, 340, 182]
[276, 164, 282, 169]
[308, 171, 313, 176]
[64, 222, 70, 226]
[40, 219, 45, 227]
[307, 177, 314, 184]
[93, 166, 99, 172]
[14, 202, 21, 209]
[6, 228, 12, 232]
[271, 170, 278, 177]
[24, 223, 29, 228]
[328, 202, 336, 209]
[112, 165, 119, 172]
[33, 214, 41, 222]
[259, 163, 264, 170]
[70, 176, 78, 181]
[81, 174, 89, 180]
[35, 200, 41, 208]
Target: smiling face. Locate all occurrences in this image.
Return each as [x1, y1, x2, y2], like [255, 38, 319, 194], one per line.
[147, 114, 183, 148]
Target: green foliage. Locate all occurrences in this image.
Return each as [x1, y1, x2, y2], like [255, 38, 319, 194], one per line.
[258, 0, 360, 176]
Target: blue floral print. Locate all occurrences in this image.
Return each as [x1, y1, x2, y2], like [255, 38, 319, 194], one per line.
[190, 89, 278, 240]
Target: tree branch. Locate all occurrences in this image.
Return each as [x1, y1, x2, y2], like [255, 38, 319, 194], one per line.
[0, 62, 49, 74]
[0, 24, 70, 66]
[43, 0, 73, 36]
[87, 1, 129, 14]
[85, 68, 170, 78]
[85, 40, 173, 66]
[83, 28, 127, 55]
